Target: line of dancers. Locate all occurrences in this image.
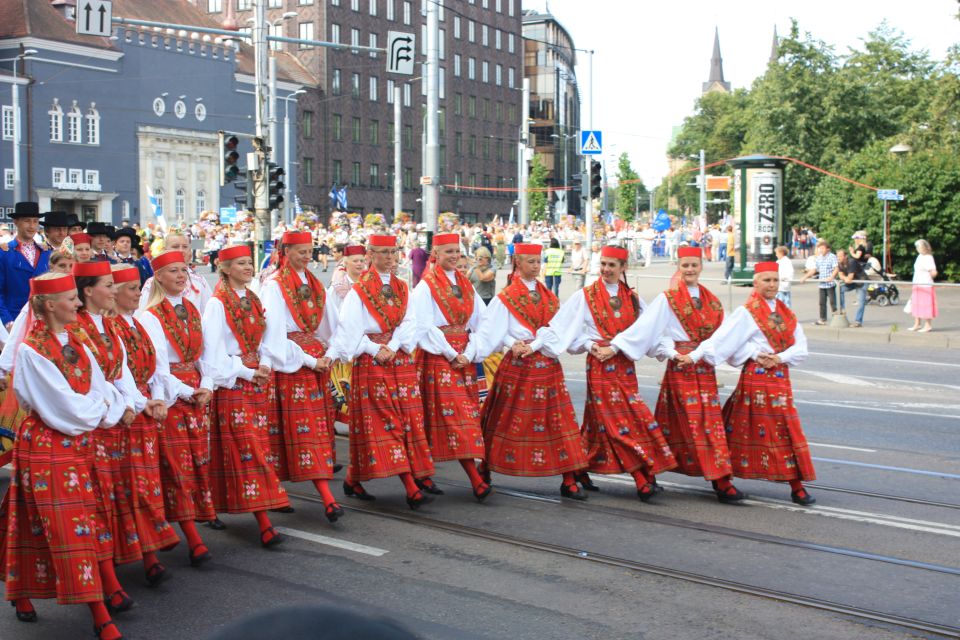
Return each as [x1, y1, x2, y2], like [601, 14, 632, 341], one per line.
[0, 233, 816, 639]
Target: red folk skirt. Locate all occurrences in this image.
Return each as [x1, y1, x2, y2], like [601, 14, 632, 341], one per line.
[157, 364, 215, 523]
[654, 349, 733, 480]
[0, 418, 108, 603]
[721, 361, 816, 482]
[417, 329, 485, 463]
[270, 332, 337, 482]
[481, 349, 587, 477]
[122, 387, 179, 554]
[90, 423, 144, 565]
[347, 332, 434, 482]
[582, 352, 676, 475]
[210, 356, 290, 512]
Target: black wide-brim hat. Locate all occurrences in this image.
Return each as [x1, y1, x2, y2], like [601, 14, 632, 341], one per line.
[115, 227, 139, 243]
[66, 213, 86, 230]
[41, 210, 72, 228]
[87, 222, 116, 239]
[11, 202, 40, 219]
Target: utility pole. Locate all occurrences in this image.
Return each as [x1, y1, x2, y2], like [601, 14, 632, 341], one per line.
[422, 0, 439, 231]
[393, 85, 402, 220]
[252, 0, 270, 267]
[584, 49, 595, 266]
[268, 54, 279, 233]
[518, 77, 530, 224]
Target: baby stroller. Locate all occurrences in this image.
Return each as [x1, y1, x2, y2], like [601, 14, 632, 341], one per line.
[866, 271, 900, 306]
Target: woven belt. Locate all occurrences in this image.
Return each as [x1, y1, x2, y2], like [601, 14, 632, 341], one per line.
[170, 362, 196, 375]
[440, 324, 468, 336]
[240, 352, 259, 369]
[369, 331, 394, 345]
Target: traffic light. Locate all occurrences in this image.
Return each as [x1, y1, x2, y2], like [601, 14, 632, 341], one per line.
[267, 163, 285, 210]
[233, 170, 253, 211]
[590, 160, 602, 199]
[220, 133, 240, 185]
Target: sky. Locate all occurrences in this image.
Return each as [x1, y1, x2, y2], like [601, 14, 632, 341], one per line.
[527, 0, 960, 188]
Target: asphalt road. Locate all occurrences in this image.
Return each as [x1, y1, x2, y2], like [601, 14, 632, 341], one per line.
[0, 263, 958, 639]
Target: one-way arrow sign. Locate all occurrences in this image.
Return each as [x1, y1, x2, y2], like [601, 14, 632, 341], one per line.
[76, 0, 113, 38]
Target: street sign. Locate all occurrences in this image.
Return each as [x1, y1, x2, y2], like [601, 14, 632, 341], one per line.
[419, 176, 432, 185]
[75, 0, 113, 37]
[877, 189, 905, 201]
[579, 130, 602, 155]
[386, 31, 416, 75]
[705, 175, 731, 191]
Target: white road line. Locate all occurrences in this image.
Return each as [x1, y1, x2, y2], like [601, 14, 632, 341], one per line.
[590, 477, 960, 538]
[795, 399, 960, 420]
[274, 527, 389, 557]
[808, 442, 877, 453]
[808, 351, 960, 368]
[811, 457, 960, 480]
[803, 371, 877, 387]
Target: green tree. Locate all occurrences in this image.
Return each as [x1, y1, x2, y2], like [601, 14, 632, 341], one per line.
[527, 154, 549, 221]
[614, 153, 645, 221]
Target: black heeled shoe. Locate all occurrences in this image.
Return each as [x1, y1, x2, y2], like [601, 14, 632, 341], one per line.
[188, 544, 212, 567]
[270, 506, 296, 513]
[576, 471, 599, 492]
[205, 517, 227, 530]
[325, 503, 345, 523]
[144, 562, 169, 587]
[791, 489, 817, 506]
[406, 490, 433, 510]
[11, 601, 37, 623]
[105, 590, 135, 615]
[416, 478, 445, 495]
[343, 481, 376, 501]
[472, 482, 493, 502]
[560, 482, 587, 501]
[333, 463, 344, 473]
[94, 620, 124, 640]
[478, 463, 492, 485]
[716, 486, 747, 504]
[637, 483, 656, 503]
[260, 526, 285, 548]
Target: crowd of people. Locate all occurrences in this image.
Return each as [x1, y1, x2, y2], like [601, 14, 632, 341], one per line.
[0, 200, 825, 639]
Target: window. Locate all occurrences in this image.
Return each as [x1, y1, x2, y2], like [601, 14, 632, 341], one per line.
[496, 0, 501, 11]
[496, 101, 503, 122]
[403, 83, 411, 107]
[468, 173, 476, 188]
[304, 157, 314, 185]
[351, 162, 361, 186]
[495, 29, 501, 50]
[369, 75, 378, 101]
[508, 33, 514, 53]
[369, 120, 379, 144]
[482, 61, 489, 83]
[351, 0, 359, 9]
[508, 0, 514, 15]
[84, 170, 99, 186]
[207, 0, 222, 12]
[369, 0, 377, 15]
[153, 188, 164, 215]
[439, 29, 445, 59]
[268, 0, 282, 7]
[453, 93, 462, 115]
[369, 163, 380, 187]
[468, 20, 475, 42]
[331, 69, 341, 95]
[482, 25, 488, 46]
[508, 67, 515, 88]
[483, 98, 490, 120]
[299, 0, 314, 4]
[453, 17, 460, 38]
[330, 23, 340, 44]
[496, 138, 503, 160]
[387, 122, 395, 143]
[453, 54, 461, 77]
[386, 79, 395, 103]
[387, 165, 395, 186]
[403, 0, 411, 24]
[3, 169, 13, 190]
[468, 135, 477, 157]
[332, 113, 342, 140]
[454, 171, 462, 186]
[352, 117, 361, 142]
[468, 57, 475, 80]
[495, 63, 502, 86]
[482, 137, 490, 159]
[175, 188, 186, 217]
[454, 132, 462, 155]
[350, 28, 360, 53]
[403, 124, 413, 149]
[439, 67, 445, 99]
[268, 23, 283, 51]
[386, 0, 394, 20]
[351, 72, 361, 97]
[331, 0, 340, 5]
[467, 95, 476, 118]
[195, 189, 206, 215]
[369, 32, 378, 58]
[67, 103, 82, 143]
[52, 167, 66, 185]
[332, 160, 342, 184]
[507, 104, 516, 124]
[303, 110, 314, 138]
[1, 106, 13, 141]
[403, 167, 413, 189]
[298, 22, 314, 48]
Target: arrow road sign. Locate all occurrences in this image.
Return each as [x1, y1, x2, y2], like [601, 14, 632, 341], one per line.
[579, 130, 602, 155]
[386, 31, 416, 75]
[76, 0, 112, 37]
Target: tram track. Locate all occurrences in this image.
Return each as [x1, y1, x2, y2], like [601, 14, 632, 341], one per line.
[287, 490, 960, 639]
[805, 482, 960, 510]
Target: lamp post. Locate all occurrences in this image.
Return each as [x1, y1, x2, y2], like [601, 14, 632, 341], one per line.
[283, 88, 306, 224]
[887, 143, 911, 274]
[8, 49, 38, 203]
[550, 131, 576, 223]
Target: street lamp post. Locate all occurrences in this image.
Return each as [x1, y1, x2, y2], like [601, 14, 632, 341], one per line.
[887, 143, 912, 274]
[8, 49, 38, 203]
[550, 131, 576, 224]
[283, 88, 306, 224]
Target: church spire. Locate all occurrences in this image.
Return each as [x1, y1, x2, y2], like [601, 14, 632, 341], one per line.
[769, 25, 779, 65]
[702, 27, 731, 94]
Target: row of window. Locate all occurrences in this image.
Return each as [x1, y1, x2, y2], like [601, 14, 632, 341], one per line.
[50, 168, 101, 189]
[47, 100, 100, 145]
[327, 158, 514, 195]
[152, 187, 207, 218]
[326, 23, 516, 57]
[452, 55, 515, 86]
[210, 0, 516, 20]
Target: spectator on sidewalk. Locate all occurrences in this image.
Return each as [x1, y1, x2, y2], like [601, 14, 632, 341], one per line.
[775, 245, 794, 308]
[849, 230, 873, 264]
[800, 239, 838, 325]
[723, 226, 738, 283]
[568, 239, 587, 289]
[837, 248, 867, 327]
[542, 238, 564, 296]
[909, 239, 938, 333]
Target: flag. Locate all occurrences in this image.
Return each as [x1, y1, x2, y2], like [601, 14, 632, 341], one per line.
[294, 194, 303, 216]
[508, 206, 515, 225]
[328, 184, 338, 209]
[147, 183, 166, 231]
[337, 186, 348, 210]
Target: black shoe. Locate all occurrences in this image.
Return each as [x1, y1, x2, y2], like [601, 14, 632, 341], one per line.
[270, 506, 296, 514]
[791, 489, 817, 506]
[416, 478, 445, 495]
[105, 590, 135, 615]
[11, 601, 37, 623]
[188, 545, 212, 567]
[260, 526, 285, 548]
[94, 620, 124, 640]
[716, 486, 747, 504]
[478, 463, 492, 485]
[560, 483, 587, 501]
[205, 518, 227, 530]
[325, 503, 345, 523]
[144, 562, 169, 587]
[577, 471, 600, 492]
[650, 480, 664, 493]
[406, 490, 433, 510]
[473, 482, 493, 502]
[333, 463, 344, 473]
[343, 481, 376, 501]
[637, 483, 656, 503]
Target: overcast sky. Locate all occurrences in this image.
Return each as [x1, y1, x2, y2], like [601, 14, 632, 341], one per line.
[527, 0, 960, 188]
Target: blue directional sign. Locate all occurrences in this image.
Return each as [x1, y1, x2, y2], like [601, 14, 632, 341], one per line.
[579, 130, 602, 155]
[877, 189, 904, 201]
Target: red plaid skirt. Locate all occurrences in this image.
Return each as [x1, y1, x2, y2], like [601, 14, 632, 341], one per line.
[271, 333, 337, 482]
[654, 358, 732, 480]
[90, 425, 144, 565]
[582, 353, 676, 475]
[158, 365, 215, 522]
[722, 361, 816, 482]
[1, 418, 107, 603]
[348, 336, 434, 482]
[417, 331, 485, 462]
[211, 372, 290, 512]
[122, 402, 179, 554]
[481, 350, 587, 477]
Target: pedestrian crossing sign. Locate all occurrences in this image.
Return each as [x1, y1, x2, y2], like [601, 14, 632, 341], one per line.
[579, 130, 602, 155]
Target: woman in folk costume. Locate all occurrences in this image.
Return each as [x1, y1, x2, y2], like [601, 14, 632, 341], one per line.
[201, 244, 291, 544]
[538, 246, 676, 502]
[137, 250, 217, 567]
[326, 245, 368, 431]
[697, 262, 816, 505]
[0, 273, 129, 640]
[260, 231, 345, 522]
[609, 246, 744, 503]
[411, 233, 491, 500]
[329, 234, 435, 509]
[475, 244, 589, 500]
[106, 265, 181, 586]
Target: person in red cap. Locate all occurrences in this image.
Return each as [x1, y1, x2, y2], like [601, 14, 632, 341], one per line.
[259, 231, 345, 521]
[538, 245, 676, 501]
[200, 244, 291, 545]
[138, 232, 212, 313]
[330, 234, 435, 509]
[0, 273, 128, 640]
[698, 262, 816, 505]
[410, 233, 491, 500]
[106, 264, 181, 587]
[474, 243, 589, 500]
[138, 249, 217, 566]
[326, 244, 367, 434]
[69, 233, 94, 263]
[608, 246, 743, 503]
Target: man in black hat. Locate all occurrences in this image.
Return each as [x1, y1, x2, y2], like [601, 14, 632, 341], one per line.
[114, 227, 153, 284]
[66, 213, 86, 235]
[87, 222, 117, 263]
[40, 210, 71, 252]
[0, 202, 51, 328]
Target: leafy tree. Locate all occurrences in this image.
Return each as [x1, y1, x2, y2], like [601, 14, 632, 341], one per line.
[527, 154, 549, 221]
[614, 153, 645, 221]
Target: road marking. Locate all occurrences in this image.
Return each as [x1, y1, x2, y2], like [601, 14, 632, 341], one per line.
[591, 477, 960, 538]
[812, 457, 960, 480]
[803, 371, 877, 387]
[796, 399, 960, 420]
[809, 351, 960, 368]
[274, 527, 389, 557]
[808, 442, 877, 453]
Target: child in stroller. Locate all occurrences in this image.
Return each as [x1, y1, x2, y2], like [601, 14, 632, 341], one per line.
[863, 255, 900, 306]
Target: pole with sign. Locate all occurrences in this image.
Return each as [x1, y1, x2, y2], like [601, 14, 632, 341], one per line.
[877, 189, 904, 274]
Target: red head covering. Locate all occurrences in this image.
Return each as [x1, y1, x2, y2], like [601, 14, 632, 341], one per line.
[754, 262, 779, 273]
[218, 244, 251, 262]
[30, 274, 76, 296]
[281, 231, 312, 246]
[514, 244, 542, 255]
[677, 246, 702, 259]
[151, 250, 186, 271]
[111, 265, 140, 284]
[343, 245, 365, 257]
[600, 246, 628, 261]
[72, 261, 112, 278]
[69, 233, 92, 246]
[368, 234, 397, 247]
[433, 233, 460, 246]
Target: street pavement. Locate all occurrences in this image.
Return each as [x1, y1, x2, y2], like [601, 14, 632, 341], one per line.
[0, 257, 957, 639]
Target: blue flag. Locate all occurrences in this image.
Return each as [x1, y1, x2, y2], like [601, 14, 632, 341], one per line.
[328, 184, 338, 209]
[337, 186, 348, 210]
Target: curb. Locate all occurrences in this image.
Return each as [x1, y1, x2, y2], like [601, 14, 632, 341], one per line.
[804, 325, 956, 348]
